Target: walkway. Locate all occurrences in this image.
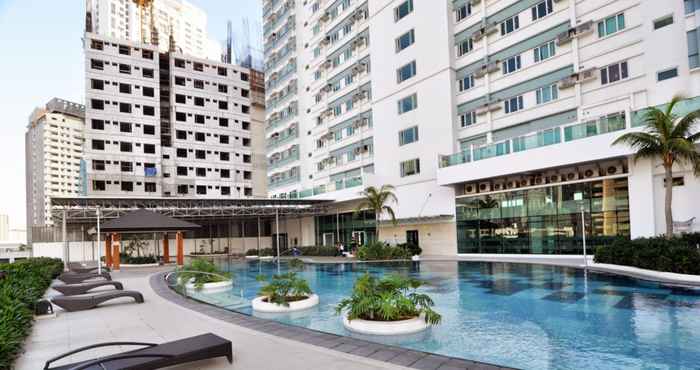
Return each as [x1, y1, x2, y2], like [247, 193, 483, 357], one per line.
[15, 267, 409, 370]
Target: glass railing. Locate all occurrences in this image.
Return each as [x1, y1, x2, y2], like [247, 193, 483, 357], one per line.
[265, 23, 294, 52]
[512, 128, 561, 152]
[267, 130, 299, 149]
[440, 150, 471, 168]
[268, 172, 300, 189]
[268, 151, 300, 170]
[473, 141, 510, 161]
[632, 95, 700, 127]
[564, 112, 625, 142]
[297, 176, 364, 198]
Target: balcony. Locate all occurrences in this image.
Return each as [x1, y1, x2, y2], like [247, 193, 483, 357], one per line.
[268, 147, 300, 170]
[267, 125, 299, 150]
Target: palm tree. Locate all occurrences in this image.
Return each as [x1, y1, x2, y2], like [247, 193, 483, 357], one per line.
[613, 95, 700, 238]
[356, 185, 399, 228]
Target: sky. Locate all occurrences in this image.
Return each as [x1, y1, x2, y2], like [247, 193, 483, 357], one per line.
[0, 0, 262, 230]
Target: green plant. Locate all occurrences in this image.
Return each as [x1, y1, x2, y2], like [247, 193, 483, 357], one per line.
[613, 96, 700, 238]
[288, 258, 305, 271]
[357, 242, 410, 261]
[255, 272, 312, 306]
[0, 258, 64, 370]
[119, 253, 157, 264]
[398, 243, 422, 256]
[335, 273, 441, 325]
[177, 258, 232, 291]
[594, 234, 700, 274]
[356, 185, 399, 226]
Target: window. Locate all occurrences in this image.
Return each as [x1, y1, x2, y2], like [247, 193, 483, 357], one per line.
[90, 39, 103, 50]
[218, 84, 228, 93]
[196, 186, 207, 195]
[534, 41, 556, 62]
[536, 84, 559, 104]
[219, 118, 229, 127]
[242, 105, 250, 113]
[142, 49, 154, 60]
[500, 16, 520, 36]
[91, 139, 105, 150]
[119, 103, 132, 113]
[176, 148, 187, 158]
[174, 59, 185, 68]
[219, 101, 229, 110]
[394, 0, 413, 21]
[193, 63, 204, 72]
[176, 112, 187, 122]
[598, 13, 625, 37]
[654, 15, 674, 30]
[195, 97, 205, 106]
[119, 45, 130, 55]
[221, 186, 231, 196]
[242, 89, 249, 98]
[143, 106, 155, 116]
[177, 166, 188, 176]
[456, 3, 471, 22]
[657, 67, 678, 81]
[220, 135, 229, 144]
[92, 160, 105, 171]
[457, 38, 473, 57]
[220, 152, 230, 161]
[92, 180, 106, 191]
[531, 0, 554, 21]
[686, 0, 700, 14]
[176, 130, 187, 140]
[600, 61, 629, 85]
[121, 181, 134, 192]
[144, 182, 156, 193]
[220, 169, 230, 178]
[119, 64, 131, 74]
[119, 122, 132, 133]
[142, 68, 154, 78]
[395, 29, 415, 52]
[120, 142, 133, 152]
[143, 125, 155, 135]
[175, 94, 186, 104]
[663, 176, 685, 187]
[460, 111, 477, 127]
[195, 150, 206, 159]
[196, 168, 206, 177]
[193, 115, 204, 124]
[396, 61, 417, 83]
[458, 74, 475, 92]
[119, 83, 131, 94]
[400, 158, 420, 177]
[399, 126, 419, 146]
[502, 55, 522, 74]
[91, 79, 104, 90]
[177, 184, 188, 194]
[218, 67, 228, 76]
[504, 95, 524, 113]
[142, 87, 154, 97]
[91, 99, 104, 110]
[143, 144, 155, 154]
[120, 161, 133, 172]
[175, 76, 186, 86]
[91, 59, 104, 70]
[241, 72, 249, 81]
[194, 80, 204, 89]
[398, 94, 417, 114]
[242, 121, 250, 130]
[91, 119, 104, 130]
[195, 132, 205, 142]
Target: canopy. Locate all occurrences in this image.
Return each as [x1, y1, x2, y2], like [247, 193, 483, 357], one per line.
[97, 209, 201, 233]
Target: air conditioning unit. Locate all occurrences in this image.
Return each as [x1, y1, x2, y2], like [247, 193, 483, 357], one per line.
[472, 29, 485, 41]
[478, 182, 491, 193]
[606, 164, 624, 176]
[464, 183, 478, 195]
[558, 67, 597, 88]
[475, 103, 491, 116]
[533, 176, 545, 185]
[558, 75, 577, 89]
[519, 178, 531, 187]
[320, 11, 330, 22]
[582, 168, 598, 179]
[492, 181, 505, 191]
[353, 9, 366, 21]
[563, 171, 579, 182]
[576, 20, 594, 36]
[320, 36, 331, 46]
[506, 180, 518, 189]
[547, 173, 560, 184]
[579, 67, 597, 82]
[486, 24, 500, 35]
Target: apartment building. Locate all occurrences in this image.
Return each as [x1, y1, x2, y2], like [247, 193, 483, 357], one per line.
[86, 0, 220, 60]
[263, 0, 700, 255]
[84, 32, 267, 198]
[25, 98, 86, 228]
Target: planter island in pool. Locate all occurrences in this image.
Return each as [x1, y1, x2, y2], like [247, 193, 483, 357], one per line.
[342, 314, 430, 336]
[185, 280, 233, 294]
[252, 294, 319, 313]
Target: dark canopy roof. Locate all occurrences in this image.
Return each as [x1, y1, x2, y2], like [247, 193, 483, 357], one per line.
[99, 209, 201, 233]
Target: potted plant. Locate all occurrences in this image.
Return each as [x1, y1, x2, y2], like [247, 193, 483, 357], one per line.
[178, 258, 233, 294]
[252, 272, 319, 313]
[336, 273, 441, 336]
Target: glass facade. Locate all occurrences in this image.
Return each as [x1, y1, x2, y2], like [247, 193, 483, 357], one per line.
[456, 178, 630, 254]
[315, 210, 376, 247]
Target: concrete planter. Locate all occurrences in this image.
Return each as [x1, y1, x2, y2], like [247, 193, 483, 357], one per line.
[342, 314, 429, 336]
[411, 255, 421, 261]
[252, 294, 319, 313]
[245, 255, 259, 260]
[185, 280, 232, 294]
[120, 263, 160, 268]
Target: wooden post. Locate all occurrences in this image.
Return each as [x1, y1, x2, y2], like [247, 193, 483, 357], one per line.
[176, 231, 184, 266]
[163, 233, 170, 263]
[112, 233, 121, 271]
[105, 233, 112, 268]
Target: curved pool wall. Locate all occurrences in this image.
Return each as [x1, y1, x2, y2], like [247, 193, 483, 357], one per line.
[183, 260, 700, 370]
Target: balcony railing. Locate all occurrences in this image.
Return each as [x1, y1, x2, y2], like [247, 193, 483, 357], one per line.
[268, 171, 300, 189]
[296, 175, 364, 198]
[268, 150, 300, 170]
[267, 129, 299, 150]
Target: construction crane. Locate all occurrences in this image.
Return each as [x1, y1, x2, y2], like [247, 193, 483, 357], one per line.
[132, 0, 158, 46]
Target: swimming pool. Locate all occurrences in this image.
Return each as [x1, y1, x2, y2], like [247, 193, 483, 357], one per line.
[184, 260, 700, 370]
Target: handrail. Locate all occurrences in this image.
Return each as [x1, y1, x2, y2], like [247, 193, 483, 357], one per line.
[44, 342, 156, 369]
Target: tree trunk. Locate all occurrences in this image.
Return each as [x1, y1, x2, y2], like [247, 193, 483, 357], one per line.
[664, 164, 674, 239]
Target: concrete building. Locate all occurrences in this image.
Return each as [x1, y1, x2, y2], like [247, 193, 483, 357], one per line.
[86, 0, 221, 60]
[84, 32, 267, 198]
[25, 99, 86, 230]
[262, 0, 700, 255]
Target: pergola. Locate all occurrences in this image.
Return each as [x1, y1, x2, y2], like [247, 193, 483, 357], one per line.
[99, 209, 201, 269]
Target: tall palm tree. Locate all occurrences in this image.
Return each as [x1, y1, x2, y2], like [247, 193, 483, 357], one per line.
[356, 185, 399, 227]
[613, 95, 700, 238]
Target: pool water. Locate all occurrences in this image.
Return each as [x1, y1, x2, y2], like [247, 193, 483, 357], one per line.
[186, 260, 700, 370]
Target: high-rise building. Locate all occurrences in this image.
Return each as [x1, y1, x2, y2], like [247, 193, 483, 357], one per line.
[86, 0, 220, 60]
[25, 98, 86, 229]
[262, 0, 700, 254]
[84, 32, 267, 198]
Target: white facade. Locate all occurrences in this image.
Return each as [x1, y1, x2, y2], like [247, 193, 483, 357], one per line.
[263, 0, 700, 255]
[84, 32, 267, 198]
[87, 0, 221, 60]
[25, 99, 86, 228]
[0, 215, 8, 241]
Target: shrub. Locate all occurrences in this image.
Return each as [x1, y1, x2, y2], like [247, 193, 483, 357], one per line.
[177, 258, 232, 291]
[594, 233, 700, 275]
[398, 243, 422, 256]
[256, 272, 312, 306]
[119, 253, 157, 264]
[0, 258, 64, 370]
[357, 242, 410, 261]
[245, 246, 338, 257]
[335, 273, 441, 325]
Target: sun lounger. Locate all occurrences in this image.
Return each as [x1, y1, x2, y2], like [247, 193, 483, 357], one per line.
[51, 290, 143, 312]
[52, 281, 124, 296]
[43, 333, 233, 370]
[58, 271, 111, 284]
[69, 265, 110, 274]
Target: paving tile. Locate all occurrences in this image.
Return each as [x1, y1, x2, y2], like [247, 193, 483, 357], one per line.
[411, 354, 450, 370]
[437, 358, 478, 370]
[368, 349, 403, 362]
[388, 350, 426, 367]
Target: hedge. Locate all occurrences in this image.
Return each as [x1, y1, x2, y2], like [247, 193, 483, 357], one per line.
[0, 258, 64, 370]
[594, 233, 700, 275]
[357, 242, 412, 261]
[245, 246, 338, 257]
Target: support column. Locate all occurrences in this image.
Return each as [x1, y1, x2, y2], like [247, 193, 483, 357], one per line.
[112, 233, 121, 271]
[62, 209, 68, 271]
[105, 233, 112, 268]
[176, 231, 184, 266]
[162, 233, 170, 264]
